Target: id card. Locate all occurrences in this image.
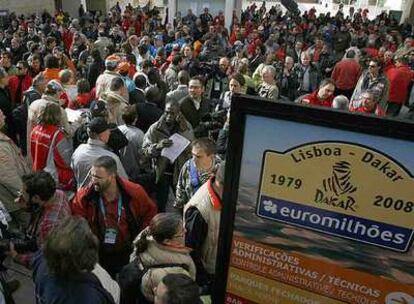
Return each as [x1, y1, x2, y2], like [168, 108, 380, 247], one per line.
[104, 228, 118, 244]
[214, 80, 221, 91]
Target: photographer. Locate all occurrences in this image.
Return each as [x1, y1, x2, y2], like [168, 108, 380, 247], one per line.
[5, 171, 71, 268]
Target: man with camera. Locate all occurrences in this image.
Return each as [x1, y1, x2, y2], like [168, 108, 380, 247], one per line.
[5, 171, 71, 268]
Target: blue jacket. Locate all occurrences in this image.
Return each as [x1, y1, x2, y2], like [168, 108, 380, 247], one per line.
[33, 252, 116, 304]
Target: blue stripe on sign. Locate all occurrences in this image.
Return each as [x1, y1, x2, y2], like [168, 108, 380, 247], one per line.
[256, 195, 413, 252]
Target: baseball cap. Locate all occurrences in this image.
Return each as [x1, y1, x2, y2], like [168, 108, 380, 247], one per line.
[88, 117, 110, 134]
[105, 54, 121, 68]
[46, 80, 64, 92]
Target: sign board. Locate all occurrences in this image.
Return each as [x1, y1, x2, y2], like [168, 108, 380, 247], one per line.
[214, 96, 414, 304]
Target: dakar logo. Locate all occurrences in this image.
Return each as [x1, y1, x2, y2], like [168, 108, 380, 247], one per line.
[314, 161, 358, 212]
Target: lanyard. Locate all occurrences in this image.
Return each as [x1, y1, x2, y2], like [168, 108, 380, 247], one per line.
[99, 195, 123, 226]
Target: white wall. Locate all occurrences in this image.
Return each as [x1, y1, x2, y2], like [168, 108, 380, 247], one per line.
[0, 0, 55, 15]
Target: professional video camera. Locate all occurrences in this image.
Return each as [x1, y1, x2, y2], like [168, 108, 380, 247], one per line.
[0, 202, 36, 256]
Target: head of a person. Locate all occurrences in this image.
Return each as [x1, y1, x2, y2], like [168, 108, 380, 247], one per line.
[261, 65, 276, 85]
[87, 116, 111, 143]
[44, 80, 64, 100]
[44, 216, 99, 278]
[117, 61, 130, 77]
[105, 54, 121, 71]
[145, 86, 161, 104]
[346, 50, 356, 59]
[395, 56, 408, 67]
[183, 45, 193, 58]
[134, 74, 148, 90]
[219, 57, 230, 73]
[135, 213, 184, 254]
[90, 155, 118, 192]
[164, 101, 180, 127]
[404, 37, 413, 48]
[188, 77, 204, 100]
[109, 76, 127, 96]
[1, 51, 11, 67]
[295, 40, 303, 51]
[32, 73, 47, 93]
[31, 54, 42, 70]
[361, 90, 376, 111]
[316, 78, 335, 100]
[16, 61, 29, 76]
[300, 51, 311, 66]
[38, 102, 62, 126]
[368, 59, 380, 77]
[44, 54, 60, 69]
[154, 273, 200, 304]
[18, 171, 56, 213]
[52, 46, 64, 59]
[172, 54, 183, 68]
[0, 67, 8, 88]
[177, 70, 189, 86]
[122, 105, 137, 126]
[191, 137, 216, 170]
[332, 95, 349, 110]
[284, 56, 294, 70]
[384, 51, 393, 62]
[46, 36, 57, 49]
[59, 69, 74, 85]
[76, 78, 90, 94]
[147, 68, 160, 86]
[229, 73, 245, 94]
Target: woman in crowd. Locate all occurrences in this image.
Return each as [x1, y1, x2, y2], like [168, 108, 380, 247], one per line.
[129, 213, 196, 303]
[30, 102, 74, 191]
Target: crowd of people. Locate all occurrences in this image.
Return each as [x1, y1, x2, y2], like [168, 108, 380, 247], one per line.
[0, 1, 413, 303]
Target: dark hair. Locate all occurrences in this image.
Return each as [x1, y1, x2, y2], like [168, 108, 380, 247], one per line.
[92, 155, 117, 175]
[44, 216, 99, 278]
[138, 44, 148, 56]
[147, 68, 160, 85]
[346, 50, 356, 59]
[172, 54, 182, 66]
[134, 74, 147, 89]
[191, 137, 216, 155]
[178, 70, 189, 85]
[160, 274, 201, 304]
[145, 86, 161, 103]
[46, 36, 56, 46]
[17, 60, 29, 69]
[122, 105, 137, 125]
[135, 213, 182, 253]
[38, 102, 62, 125]
[77, 78, 90, 94]
[22, 171, 56, 201]
[91, 49, 102, 61]
[190, 75, 205, 87]
[109, 77, 125, 91]
[230, 73, 245, 87]
[319, 78, 335, 89]
[30, 43, 40, 53]
[44, 54, 60, 69]
[141, 59, 153, 70]
[31, 54, 41, 62]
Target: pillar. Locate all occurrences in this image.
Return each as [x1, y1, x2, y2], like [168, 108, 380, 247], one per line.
[168, 0, 176, 26]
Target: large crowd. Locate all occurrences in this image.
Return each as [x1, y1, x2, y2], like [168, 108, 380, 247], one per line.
[0, 1, 413, 303]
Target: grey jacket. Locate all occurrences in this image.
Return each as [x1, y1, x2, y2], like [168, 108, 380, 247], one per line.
[166, 85, 189, 104]
[71, 138, 128, 189]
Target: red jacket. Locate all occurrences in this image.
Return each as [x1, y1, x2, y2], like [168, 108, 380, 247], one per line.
[8, 74, 32, 105]
[349, 105, 385, 117]
[302, 90, 334, 107]
[30, 124, 74, 190]
[385, 64, 414, 104]
[71, 178, 157, 248]
[332, 59, 361, 90]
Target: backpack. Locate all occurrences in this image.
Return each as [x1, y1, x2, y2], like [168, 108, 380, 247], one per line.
[118, 257, 189, 304]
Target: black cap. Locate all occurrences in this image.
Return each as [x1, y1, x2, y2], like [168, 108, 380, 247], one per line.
[88, 117, 110, 134]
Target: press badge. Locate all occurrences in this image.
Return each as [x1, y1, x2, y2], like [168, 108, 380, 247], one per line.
[214, 81, 221, 91]
[104, 228, 118, 244]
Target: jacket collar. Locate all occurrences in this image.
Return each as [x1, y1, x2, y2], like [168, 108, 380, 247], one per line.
[207, 178, 222, 210]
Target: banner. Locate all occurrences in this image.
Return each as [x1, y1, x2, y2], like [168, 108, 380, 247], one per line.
[216, 99, 414, 304]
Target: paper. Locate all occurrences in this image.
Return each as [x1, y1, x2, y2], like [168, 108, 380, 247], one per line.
[65, 108, 88, 123]
[161, 133, 191, 163]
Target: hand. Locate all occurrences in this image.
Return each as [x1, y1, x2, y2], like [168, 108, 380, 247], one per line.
[6, 242, 18, 259]
[157, 139, 173, 149]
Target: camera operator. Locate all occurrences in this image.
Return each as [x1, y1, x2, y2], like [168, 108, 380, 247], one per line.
[5, 171, 71, 268]
[204, 57, 230, 101]
[179, 77, 221, 138]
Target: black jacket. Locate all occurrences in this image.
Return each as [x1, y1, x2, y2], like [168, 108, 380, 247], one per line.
[129, 88, 146, 105]
[179, 96, 211, 138]
[0, 87, 15, 141]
